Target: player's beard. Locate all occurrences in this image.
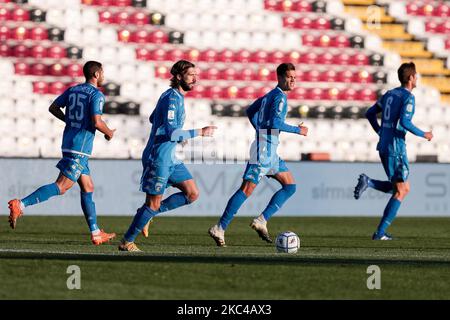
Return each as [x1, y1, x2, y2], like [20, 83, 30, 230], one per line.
[180, 79, 194, 92]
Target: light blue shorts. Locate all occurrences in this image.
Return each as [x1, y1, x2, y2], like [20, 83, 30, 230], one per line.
[140, 162, 193, 195]
[56, 152, 90, 182]
[380, 152, 409, 183]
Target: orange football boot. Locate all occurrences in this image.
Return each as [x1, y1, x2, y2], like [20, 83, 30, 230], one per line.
[8, 199, 23, 229]
[91, 229, 116, 245]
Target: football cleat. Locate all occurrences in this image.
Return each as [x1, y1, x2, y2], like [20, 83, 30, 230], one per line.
[354, 173, 369, 200]
[372, 232, 393, 240]
[91, 229, 116, 245]
[118, 239, 142, 252]
[8, 199, 23, 229]
[208, 225, 226, 247]
[141, 219, 153, 238]
[250, 218, 273, 243]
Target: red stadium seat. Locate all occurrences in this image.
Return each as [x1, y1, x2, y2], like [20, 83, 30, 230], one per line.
[264, 0, 277, 11]
[445, 38, 450, 49]
[49, 81, 66, 95]
[421, 4, 435, 16]
[93, 0, 113, 6]
[406, 3, 419, 15]
[307, 88, 324, 100]
[204, 67, 220, 80]
[326, 88, 340, 100]
[296, 17, 312, 29]
[0, 7, 10, 21]
[0, 25, 9, 40]
[294, 0, 312, 12]
[133, 29, 149, 43]
[318, 35, 332, 47]
[256, 67, 274, 82]
[301, 34, 315, 46]
[339, 88, 357, 100]
[239, 86, 257, 99]
[223, 67, 237, 81]
[11, 26, 29, 40]
[288, 51, 301, 64]
[236, 49, 252, 63]
[48, 45, 66, 59]
[186, 49, 200, 62]
[224, 85, 239, 99]
[359, 88, 376, 101]
[150, 48, 167, 61]
[354, 70, 372, 83]
[314, 17, 331, 30]
[49, 63, 66, 77]
[136, 47, 151, 60]
[251, 51, 269, 64]
[67, 64, 83, 79]
[148, 30, 168, 43]
[334, 52, 351, 65]
[131, 11, 148, 25]
[154, 65, 170, 78]
[12, 44, 29, 57]
[118, 29, 131, 42]
[291, 87, 307, 100]
[114, 0, 132, 6]
[300, 52, 318, 64]
[332, 35, 350, 48]
[436, 3, 450, 17]
[199, 49, 217, 62]
[205, 85, 223, 99]
[238, 67, 254, 81]
[30, 63, 48, 76]
[0, 43, 11, 56]
[30, 45, 47, 58]
[14, 62, 30, 75]
[352, 53, 369, 66]
[167, 48, 185, 61]
[33, 81, 49, 94]
[426, 21, 438, 33]
[337, 70, 353, 83]
[268, 50, 285, 64]
[257, 85, 273, 97]
[99, 10, 114, 24]
[317, 52, 334, 64]
[218, 49, 234, 63]
[188, 84, 206, 98]
[321, 70, 338, 83]
[282, 16, 296, 28]
[30, 26, 48, 41]
[115, 11, 130, 25]
[304, 69, 320, 82]
[11, 7, 29, 21]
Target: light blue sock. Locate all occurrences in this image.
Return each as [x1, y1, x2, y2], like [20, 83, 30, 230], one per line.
[80, 192, 99, 232]
[124, 205, 157, 242]
[262, 184, 296, 221]
[376, 197, 401, 235]
[159, 192, 190, 213]
[21, 183, 60, 207]
[218, 190, 248, 230]
[368, 179, 393, 194]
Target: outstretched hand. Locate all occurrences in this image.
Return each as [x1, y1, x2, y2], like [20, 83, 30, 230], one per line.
[424, 130, 433, 141]
[200, 126, 218, 137]
[298, 122, 308, 136]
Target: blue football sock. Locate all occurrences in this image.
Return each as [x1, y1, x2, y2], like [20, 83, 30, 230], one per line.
[376, 197, 401, 235]
[124, 205, 157, 242]
[218, 190, 248, 230]
[262, 184, 296, 221]
[159, 192, 190, 213]
[368, 179, 393, 194]
[21, 183, 60, 207]
[80, 192, 99, 232]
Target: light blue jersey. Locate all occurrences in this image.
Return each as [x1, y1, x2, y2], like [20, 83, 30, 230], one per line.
[142, 88, 197, 167]
[54, 83, 104, 157]
[243, 86, 299, 184]
[366, 87, 425, 156]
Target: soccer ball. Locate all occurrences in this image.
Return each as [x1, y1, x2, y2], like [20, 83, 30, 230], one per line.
[275, 231, 300, 253]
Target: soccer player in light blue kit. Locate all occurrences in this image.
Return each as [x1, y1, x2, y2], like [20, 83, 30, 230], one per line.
[208, 63, 308, 247]
[7, 61, 117, 245]
[119, 60, 217, 252]
[354, 62, 433, 240]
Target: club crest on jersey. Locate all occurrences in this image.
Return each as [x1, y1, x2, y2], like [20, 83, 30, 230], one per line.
[406, 104, 413, 112]
[155, 182, 163, 192]
[168, 110, 175, 120]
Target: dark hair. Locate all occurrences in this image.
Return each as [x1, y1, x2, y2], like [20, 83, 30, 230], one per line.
[398, 62, 416, 85]
[276, 63, 295, 78]
[83, 61, 102, 80]
[170, 60, 195, 88]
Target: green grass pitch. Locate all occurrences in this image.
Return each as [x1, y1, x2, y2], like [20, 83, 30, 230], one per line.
[0, 216, 449, 300]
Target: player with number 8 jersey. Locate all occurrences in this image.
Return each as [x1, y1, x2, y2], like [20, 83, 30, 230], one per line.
[7, 61, 117, 246]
